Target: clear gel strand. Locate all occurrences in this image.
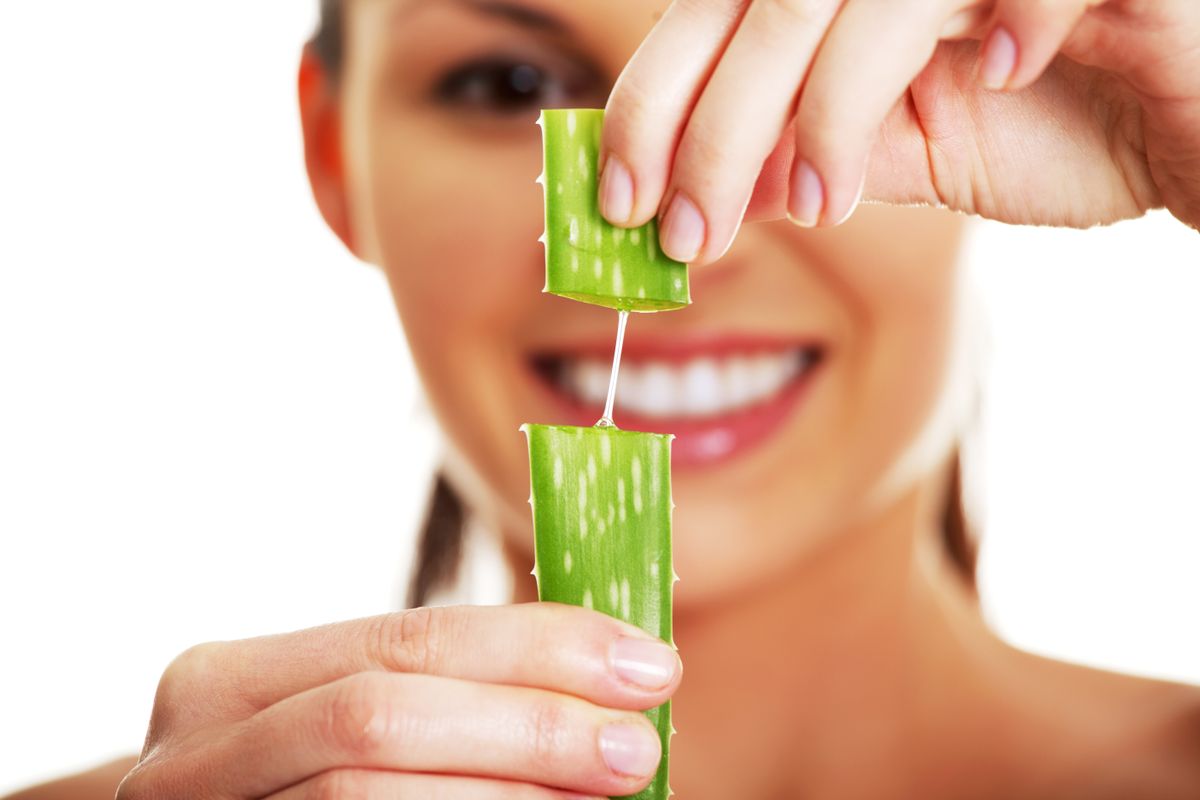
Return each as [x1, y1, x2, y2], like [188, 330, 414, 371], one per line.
[597, 310, 630, 429]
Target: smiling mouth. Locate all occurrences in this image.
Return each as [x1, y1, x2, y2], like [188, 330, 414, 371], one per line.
[533, 346, 820, 419]
[527, 338, 825, 467]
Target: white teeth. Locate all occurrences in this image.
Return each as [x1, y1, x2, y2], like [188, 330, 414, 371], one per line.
[680, 358, 723, 416]
[633, 363, 679, 417]
[573, 361, 611, 406]
[723, 358, 757, 408]
[558, 348, 813, 419]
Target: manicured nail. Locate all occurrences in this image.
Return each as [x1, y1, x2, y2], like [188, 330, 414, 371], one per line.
[659, 192, 706, 263]
[610, 637, 678, 690]
[787, 159, 824, 227]
[599, 721, 661, 777]
[833, 165, 867, 226]
[598, 154, 634, 224]
[978, 27, 1017, 90]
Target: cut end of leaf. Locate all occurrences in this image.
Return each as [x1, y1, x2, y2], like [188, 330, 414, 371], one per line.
[538, 108, 691, 313]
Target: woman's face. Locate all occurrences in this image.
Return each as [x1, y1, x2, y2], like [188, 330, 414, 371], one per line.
[332, 0, 967, 606]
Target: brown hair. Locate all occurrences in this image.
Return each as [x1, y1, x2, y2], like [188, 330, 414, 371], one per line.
[308, 3, 978, 607]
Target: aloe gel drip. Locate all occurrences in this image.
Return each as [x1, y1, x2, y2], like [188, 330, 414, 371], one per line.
[598, 310, 630, 429]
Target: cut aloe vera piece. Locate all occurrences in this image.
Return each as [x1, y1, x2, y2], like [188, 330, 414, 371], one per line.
[537, 109, 690, 312]
[522, 423, 676, 800]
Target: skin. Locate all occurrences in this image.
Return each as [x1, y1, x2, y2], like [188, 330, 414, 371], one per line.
[10, 0, 1200, 798]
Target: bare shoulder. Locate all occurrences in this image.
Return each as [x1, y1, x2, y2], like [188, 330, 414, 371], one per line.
[2, 756, 138, 800]
[1013, 648, 1200, 798]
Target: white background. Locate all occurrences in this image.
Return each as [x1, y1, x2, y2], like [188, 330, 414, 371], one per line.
[1, 2, 1197, 794]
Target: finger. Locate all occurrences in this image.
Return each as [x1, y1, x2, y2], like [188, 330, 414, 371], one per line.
[266, 769, 602, 800]
[161, 604, 680, 725]
[788, 0, 947, 227]
[599, 0, 751, 228]
[978, 0, 1094, 91]
[657, 0, 845, 264]
[214, 672, 664, 798]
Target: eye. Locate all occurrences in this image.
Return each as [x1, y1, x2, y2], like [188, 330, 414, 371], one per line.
[434, 58, 574, 113]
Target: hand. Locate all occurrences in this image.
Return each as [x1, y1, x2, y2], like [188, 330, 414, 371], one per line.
[598, 0, 1200, 265]
[115, 604, 681, 799]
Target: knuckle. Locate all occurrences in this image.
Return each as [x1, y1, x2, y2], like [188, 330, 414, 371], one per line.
[324, 673, 400, 757]
[524, 697, 571, 765]
[159, 642, 224, 691]
[677, 0, 745, 26]
[151, 641, 226, 729]
[760, 0, 827, 28]
[113, 764, 146, 800]
[114, 756, 172, 800]
[308, 769, 374, 800]
[677, 117, 737, 186]
[377, 605, 449, 674]
[606, 76, 659, 138]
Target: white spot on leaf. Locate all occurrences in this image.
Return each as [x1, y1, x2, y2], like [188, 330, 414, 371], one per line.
[594, 257, 603, 278]
[566, 110, 577, 136]
[650, 561, 660, 579]
[553, 456, 563, 489]
[587, 455, 597, 483]
[599, 435, 612, 467]
[650, 446, 662, 500]
[630, 229, 641, 245]
[564, 550, 573, 575]
[568, 216, 579, 245]
[582, 588, 593, 609]
[630, 456, 643, 516]
[621, 578, 631, 620]
[609, 579, 619, 610]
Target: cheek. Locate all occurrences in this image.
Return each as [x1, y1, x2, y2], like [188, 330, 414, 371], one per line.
[362, 117, 551, 527]
[671, 208, 965, 606]
[826, 205, 966, 498]
[371, 126, 545, 333]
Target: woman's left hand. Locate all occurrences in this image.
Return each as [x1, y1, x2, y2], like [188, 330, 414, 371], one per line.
[598, 0, 1200, 265]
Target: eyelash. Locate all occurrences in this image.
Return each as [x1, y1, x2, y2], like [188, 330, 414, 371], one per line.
[433, 56, 593, 115]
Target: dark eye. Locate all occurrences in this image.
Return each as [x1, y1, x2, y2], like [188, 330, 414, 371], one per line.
[434, 58, 571, 113]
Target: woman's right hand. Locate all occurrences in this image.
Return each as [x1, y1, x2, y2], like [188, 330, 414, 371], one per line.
[116, 603, 681, 799]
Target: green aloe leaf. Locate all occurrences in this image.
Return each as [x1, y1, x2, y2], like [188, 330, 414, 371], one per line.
[537, 108, 691, 312]
[522, 423, 677, 800]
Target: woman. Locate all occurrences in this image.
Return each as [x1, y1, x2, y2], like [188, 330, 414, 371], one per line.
[11, 0, 1200, 798]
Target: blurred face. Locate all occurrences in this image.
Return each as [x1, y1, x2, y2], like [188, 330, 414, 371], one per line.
[334, 0, 967, 606]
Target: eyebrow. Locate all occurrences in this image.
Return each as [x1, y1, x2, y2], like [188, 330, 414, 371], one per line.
[396, 0, 570, 34]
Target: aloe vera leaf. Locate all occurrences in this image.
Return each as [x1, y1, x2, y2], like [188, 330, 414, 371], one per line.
[522, 423, 677, 800]
[537, 109, 691, 312]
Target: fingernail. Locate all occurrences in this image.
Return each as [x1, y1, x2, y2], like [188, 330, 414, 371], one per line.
[978, 27, 1017, 90]
[599, 721, 661, 777]
[833, 164, 867, 226]
[610, 637, 678, 690]
[659, 192, 706, 263]
[598, 154, 634, 224]
[787, 160, 824, 227]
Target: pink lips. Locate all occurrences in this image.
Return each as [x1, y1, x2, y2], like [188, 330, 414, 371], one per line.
[527, 334, 824, 469]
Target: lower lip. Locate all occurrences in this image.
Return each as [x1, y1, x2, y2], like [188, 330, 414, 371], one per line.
[527, 360, 821, 469]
